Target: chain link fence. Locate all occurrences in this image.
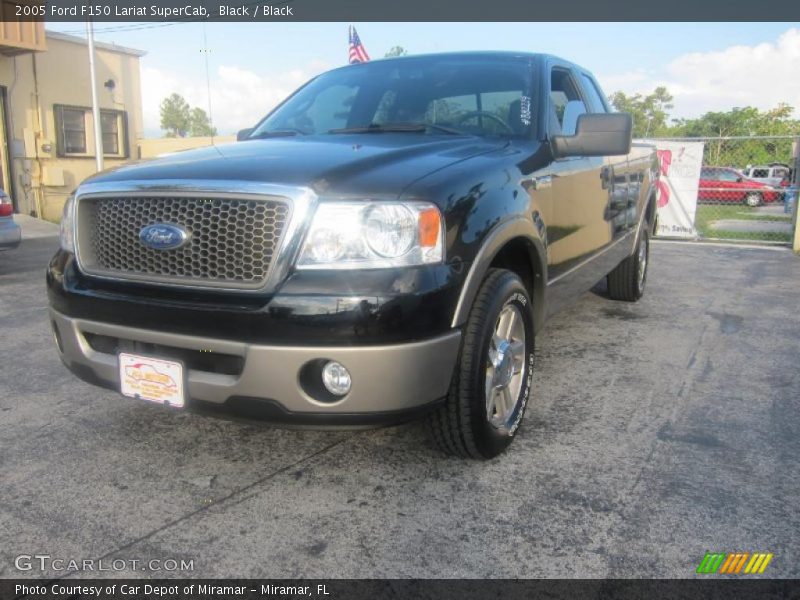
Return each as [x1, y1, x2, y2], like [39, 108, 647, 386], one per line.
[649, 135, 798, 245]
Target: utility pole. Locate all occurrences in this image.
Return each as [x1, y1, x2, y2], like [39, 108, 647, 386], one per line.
[86, 20, 104, 172]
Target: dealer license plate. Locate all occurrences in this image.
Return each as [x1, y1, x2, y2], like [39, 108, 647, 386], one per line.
[118, 353, 185, 408]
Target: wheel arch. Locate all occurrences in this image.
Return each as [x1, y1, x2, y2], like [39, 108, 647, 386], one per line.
[451, 217, 547, 332]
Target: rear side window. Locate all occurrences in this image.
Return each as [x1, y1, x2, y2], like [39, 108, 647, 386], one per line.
[752, 168, 770, 178]
[580, 74, 608, 113]
[773, 167, 789, 178]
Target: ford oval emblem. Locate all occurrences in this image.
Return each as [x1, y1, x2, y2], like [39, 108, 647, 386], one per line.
[139, 223, 190, 250]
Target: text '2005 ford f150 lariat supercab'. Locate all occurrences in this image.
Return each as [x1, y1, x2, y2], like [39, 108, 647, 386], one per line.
[48, 52, 658, 459]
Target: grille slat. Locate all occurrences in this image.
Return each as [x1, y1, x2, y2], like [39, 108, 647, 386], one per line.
[77, 195, 290, 289]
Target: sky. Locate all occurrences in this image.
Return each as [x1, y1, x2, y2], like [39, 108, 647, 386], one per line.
[46, 22, 800, 138]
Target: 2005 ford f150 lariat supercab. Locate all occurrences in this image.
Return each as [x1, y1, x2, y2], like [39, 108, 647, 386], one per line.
[48, 52, 658, 459]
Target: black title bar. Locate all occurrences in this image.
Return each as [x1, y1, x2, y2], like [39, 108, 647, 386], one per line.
[8, 0, 800, 21]
[4, 579, 800, 600]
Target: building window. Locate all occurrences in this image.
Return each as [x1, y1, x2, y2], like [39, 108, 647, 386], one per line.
[100, 111, 120, 155]
[59, 107, 87, 154]
[54, 104, 128, 158]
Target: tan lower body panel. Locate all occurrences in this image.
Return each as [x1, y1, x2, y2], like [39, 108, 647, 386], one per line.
[50, 309, 462, 415]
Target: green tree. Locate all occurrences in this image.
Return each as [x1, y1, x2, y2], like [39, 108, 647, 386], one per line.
[384, 46, 408, 58]
[159, 93, 191, 138]
[609, 86, 674, 137]
[159, 94, 217, 138]
[188, 107, 217, 137]
[669, 104, 800, 167]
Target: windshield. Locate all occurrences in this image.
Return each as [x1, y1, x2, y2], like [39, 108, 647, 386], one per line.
[250, 56, 534, 139]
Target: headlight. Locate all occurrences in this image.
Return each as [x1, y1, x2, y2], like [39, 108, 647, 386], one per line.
[297, 201, 443, 269]
[59, 195, 75, 253]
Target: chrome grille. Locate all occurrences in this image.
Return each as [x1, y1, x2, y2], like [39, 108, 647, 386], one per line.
[76, 194, 291, 289]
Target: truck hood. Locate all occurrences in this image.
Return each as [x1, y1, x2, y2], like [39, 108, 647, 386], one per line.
[86, 135, 508, 196]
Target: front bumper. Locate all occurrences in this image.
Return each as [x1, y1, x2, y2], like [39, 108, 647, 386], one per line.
[50, 309, 462, 426]
[0, 217, 21, 249]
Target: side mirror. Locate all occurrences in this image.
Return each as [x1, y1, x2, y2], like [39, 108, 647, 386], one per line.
[236, 128, 254, 141]
[551, 113, 632, 158]
[736, 176, 743, 182]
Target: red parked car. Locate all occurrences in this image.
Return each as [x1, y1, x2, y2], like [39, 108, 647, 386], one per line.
[699, 166, 781, 207]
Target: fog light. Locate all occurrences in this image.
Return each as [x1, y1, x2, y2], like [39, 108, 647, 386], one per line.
[321, 361, 351, 396]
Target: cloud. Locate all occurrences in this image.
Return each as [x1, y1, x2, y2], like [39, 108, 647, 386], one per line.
[599, 68, 651, 93]
[597, 28, 800, 119]
[140, 60, 330, 137]
[140, 66, 180, 137]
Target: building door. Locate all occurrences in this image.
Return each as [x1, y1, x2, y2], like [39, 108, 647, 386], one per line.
[0, 86, 13, 210]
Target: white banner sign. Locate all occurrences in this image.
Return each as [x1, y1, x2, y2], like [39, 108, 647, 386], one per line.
[642, 139, 705, 238]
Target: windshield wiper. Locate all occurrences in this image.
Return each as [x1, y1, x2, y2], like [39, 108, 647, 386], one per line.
[329, 122, 463, 135]
[248, 129, 307, 139]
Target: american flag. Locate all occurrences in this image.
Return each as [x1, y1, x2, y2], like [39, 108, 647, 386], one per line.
[348, 26, 370, 64]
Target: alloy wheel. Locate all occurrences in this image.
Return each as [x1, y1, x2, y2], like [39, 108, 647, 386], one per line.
[484, 304, 526, 433]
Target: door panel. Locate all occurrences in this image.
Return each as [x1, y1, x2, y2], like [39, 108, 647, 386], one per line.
[545, 66, 615, 284]
[547, 155, 612, 280]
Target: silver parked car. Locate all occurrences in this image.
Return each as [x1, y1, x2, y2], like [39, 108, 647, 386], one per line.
[0, 190, 21, 250]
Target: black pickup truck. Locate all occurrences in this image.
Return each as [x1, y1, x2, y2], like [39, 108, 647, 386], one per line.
[48, 52, 657, 459]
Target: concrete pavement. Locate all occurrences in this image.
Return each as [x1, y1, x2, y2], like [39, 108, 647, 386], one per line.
[1, 222, 798, 578]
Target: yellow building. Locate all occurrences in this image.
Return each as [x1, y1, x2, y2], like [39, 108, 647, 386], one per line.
[0, 24, 144, 220]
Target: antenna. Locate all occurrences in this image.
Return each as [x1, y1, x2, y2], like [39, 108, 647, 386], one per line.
[201, 21, 214, 143]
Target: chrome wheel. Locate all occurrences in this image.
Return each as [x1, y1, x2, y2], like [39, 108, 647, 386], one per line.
[485, 304, 526, 432]
[637, 234, 648, 294]
[745, 192, 761, 207]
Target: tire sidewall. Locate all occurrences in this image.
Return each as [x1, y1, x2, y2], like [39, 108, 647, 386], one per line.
[635, 228, 649, 298]
[468, 274, 535, 458]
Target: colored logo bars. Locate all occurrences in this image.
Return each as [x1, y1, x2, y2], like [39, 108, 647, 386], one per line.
[696, 552, 773, 574]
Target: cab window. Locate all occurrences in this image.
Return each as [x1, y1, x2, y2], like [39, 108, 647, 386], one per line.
[550, 68, 585, 135]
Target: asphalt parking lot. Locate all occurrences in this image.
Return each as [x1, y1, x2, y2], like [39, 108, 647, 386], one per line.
[1, 220, 798, 579]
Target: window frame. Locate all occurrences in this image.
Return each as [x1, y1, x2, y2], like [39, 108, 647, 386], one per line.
[57, 106, 88, 155]
[54, 104, 129, 159]
[579, 72, 610, 113]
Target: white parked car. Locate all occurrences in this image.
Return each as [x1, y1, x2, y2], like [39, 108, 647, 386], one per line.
[741, 164, 790, 188]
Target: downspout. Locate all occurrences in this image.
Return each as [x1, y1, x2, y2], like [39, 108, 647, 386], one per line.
[31, 53, 44, 218]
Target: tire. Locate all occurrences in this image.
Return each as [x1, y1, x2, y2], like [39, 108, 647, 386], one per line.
[607, 228, 649, 302]
[744, 192, 762, 207]
[428, 268, 535, 459]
